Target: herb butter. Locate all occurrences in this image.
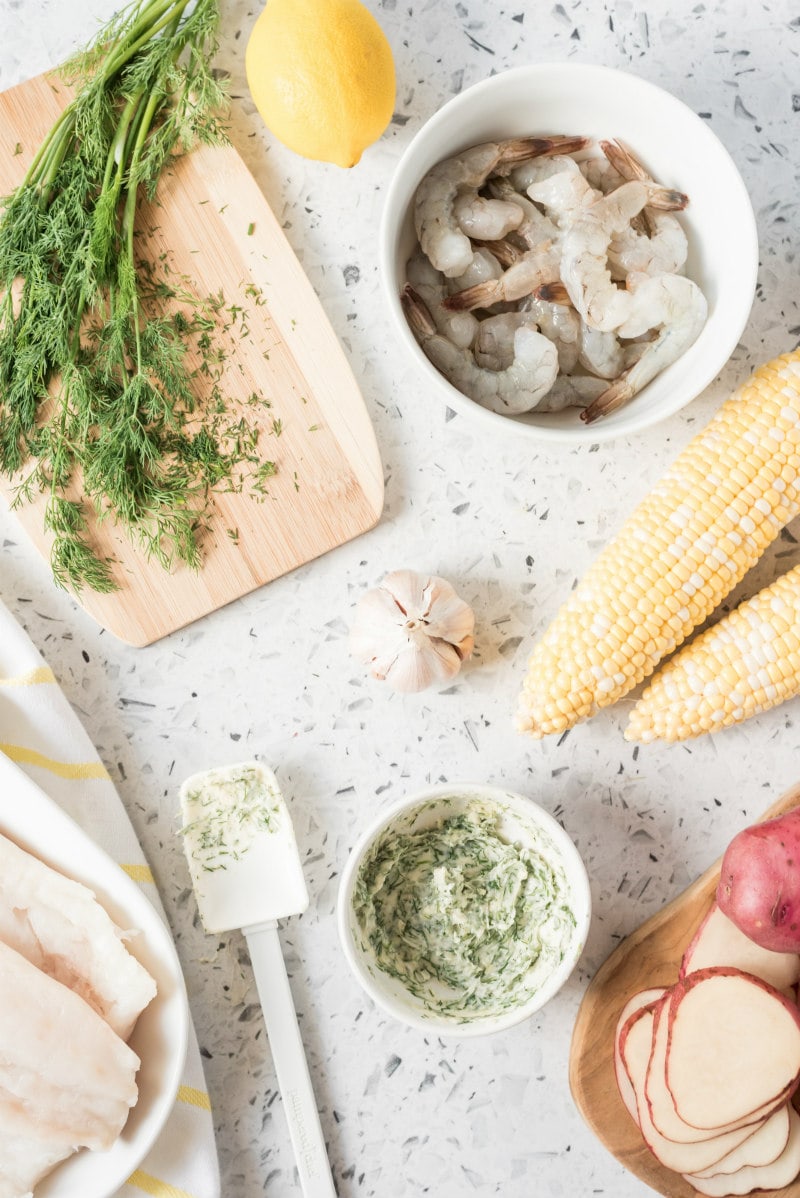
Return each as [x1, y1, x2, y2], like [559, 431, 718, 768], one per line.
[353, 801, 576, 1019]
[180, 762, 308, 933]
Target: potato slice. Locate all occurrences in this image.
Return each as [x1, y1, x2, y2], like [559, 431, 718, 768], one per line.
[647, 996, 786, 1143]
[619, 1003, 768, 1175]
[666, 968, 800, 1130]
[681, 903, 800, 994]
[684, 1106, 800, 1196]
[691, 1104, 790, 1179]
[614, 988, 666, 1121]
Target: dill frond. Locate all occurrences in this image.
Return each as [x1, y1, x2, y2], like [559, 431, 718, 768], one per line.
[0, 0, 275, 594]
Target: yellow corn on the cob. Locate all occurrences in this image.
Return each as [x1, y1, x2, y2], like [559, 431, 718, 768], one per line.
[626, 564, 800, 742]
[517, 352, 800, 738]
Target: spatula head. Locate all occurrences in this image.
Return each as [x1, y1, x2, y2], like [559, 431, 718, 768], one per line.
[180, 761, 309, 933]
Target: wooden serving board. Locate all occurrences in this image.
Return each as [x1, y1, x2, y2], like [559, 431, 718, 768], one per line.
[0, 74, 383, 646]
[570, 781, 800, 1198]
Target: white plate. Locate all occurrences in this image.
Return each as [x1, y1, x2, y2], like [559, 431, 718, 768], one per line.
[0, 753, 189, 1198]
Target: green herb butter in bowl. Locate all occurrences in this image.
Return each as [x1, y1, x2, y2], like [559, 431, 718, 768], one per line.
[337, 784, 591, 1035]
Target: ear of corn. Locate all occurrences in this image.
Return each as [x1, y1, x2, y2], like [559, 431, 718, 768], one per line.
[517, 352, 800, 738]
[626, 563, 800, 742]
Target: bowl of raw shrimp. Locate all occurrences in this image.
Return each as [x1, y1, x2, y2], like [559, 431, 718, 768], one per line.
[380, 62, 758, 445]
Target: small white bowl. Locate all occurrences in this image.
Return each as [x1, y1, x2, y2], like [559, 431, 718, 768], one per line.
[380, 62, 758, 445]
[337, 783, 591, 1036]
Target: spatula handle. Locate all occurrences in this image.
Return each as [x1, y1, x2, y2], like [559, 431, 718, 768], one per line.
[245, 923, 337, 1198]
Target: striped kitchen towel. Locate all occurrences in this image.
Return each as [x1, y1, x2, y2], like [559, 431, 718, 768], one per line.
[0, 598, 220, 1198]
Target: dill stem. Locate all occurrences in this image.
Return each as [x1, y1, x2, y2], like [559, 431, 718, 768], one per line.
[101, 0, 191, 84]
[22, 107, 74, 189]
[122, 88, 161, 372]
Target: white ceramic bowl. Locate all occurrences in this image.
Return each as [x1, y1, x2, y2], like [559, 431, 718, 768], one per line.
[380, 62, 758, 445]
[337, 783, 591, 1036]
[0, 754, 188, 1198]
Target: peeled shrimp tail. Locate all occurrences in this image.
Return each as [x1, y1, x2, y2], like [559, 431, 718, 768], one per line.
[443, 248, 561, 312]
[600, 139, 689, 210]
[472, 237, 524, 268]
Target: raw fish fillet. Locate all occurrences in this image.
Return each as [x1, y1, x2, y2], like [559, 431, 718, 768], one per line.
[0, 940, 139, 1153]
[0, 831, 156, 1039]
[0, 1125, 73, 1198]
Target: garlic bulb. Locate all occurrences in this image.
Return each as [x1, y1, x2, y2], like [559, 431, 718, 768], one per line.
[350, 569, 475, 693]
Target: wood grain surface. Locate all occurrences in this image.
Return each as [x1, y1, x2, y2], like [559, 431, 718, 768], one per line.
[569, 781, 800, 1198]
[0, 74, 383, 646]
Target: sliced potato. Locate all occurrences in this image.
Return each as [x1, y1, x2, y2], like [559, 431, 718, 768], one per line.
[646, 996, 782, 1144]
[684, 1106, 800, 1196]
[681, 903, 800, 994]
[614, 988, 666, 1122]
[666, 968, 800, 1129]
[620, 1004, 768, 1175]
[691, 1103, 790, 1179]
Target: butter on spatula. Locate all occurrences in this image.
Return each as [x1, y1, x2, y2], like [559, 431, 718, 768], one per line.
[180, 761, 308, 932]
[179, 761, 335, 1198]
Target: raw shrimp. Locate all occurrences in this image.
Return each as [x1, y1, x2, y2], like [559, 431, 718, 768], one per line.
[447, 247, 504, 291]
[443, 242, 561, 312]
[581, 273, 708, 423]
[474, 312, 529, 369]
[533, 280, 639, 377]
[475, 298, 579, 375]
[402, 286, 559, 415]
[487, 177, 559, 248]
[601, 139, 689, 276]
[407, 250, 478, 350]
[526, 165, 600, 231]
[559, 180, 655, 330]
[414, 135, 588, 277]
[510, 153, 584, 194]
[453, 193, 524, 241]
[521, 294, 581, 373]
[579, 154, 624, 194]
[535, 373, 609, 412]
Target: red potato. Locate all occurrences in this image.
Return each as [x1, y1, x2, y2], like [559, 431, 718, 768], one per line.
[646, 997, 782, 1144]
[684, 1106, 800, 1196]
[619, 1003, 772, 1175]
[681, 902, 800, 993]
[717, 809, 800, 952]
[691, 1104, 791, 1179]
[665, 968, 800, 1130]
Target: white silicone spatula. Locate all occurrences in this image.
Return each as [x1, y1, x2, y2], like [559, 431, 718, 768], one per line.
[180, 761, 336, 1197]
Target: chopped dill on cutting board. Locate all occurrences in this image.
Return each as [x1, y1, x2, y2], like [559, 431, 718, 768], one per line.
[0, 0, 278, 593]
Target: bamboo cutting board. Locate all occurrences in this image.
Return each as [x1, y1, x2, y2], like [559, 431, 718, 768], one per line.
[569, 781, 800, 1198]
[0, 74, 383, 646]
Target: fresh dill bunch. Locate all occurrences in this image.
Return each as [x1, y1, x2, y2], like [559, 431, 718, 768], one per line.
[0, 0, 273, 594]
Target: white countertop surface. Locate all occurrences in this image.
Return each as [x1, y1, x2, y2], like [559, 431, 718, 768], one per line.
[2, 1, 800, 1195]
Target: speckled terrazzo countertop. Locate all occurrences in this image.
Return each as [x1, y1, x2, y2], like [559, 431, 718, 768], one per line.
[2, 2, 800, 1195]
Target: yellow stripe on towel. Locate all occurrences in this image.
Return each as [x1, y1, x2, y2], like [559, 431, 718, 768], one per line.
[0, 744, 109, 780]
[121, 863, 155, 884]
[0, 666, 56, 688]
[127, 1171, 197, 1198]
[177, 1084, 212, 1111]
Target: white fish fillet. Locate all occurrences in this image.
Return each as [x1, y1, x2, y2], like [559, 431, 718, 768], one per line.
[0, 831, 156, 1039]
[0, 941, 140, 1153]
[0, 1124, 72, 1198]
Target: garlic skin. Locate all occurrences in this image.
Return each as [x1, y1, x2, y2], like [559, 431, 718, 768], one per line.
[350, 570, 475, 693]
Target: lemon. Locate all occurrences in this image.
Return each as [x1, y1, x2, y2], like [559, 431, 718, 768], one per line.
[245, 0, 396, 169]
